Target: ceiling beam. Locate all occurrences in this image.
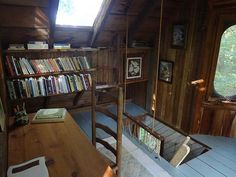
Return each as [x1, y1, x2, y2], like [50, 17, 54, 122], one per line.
[48, 0, 59, 46]
[110, 0, 133, 46]
[89, 0, 114, 47]
[128, 0, 159, 46]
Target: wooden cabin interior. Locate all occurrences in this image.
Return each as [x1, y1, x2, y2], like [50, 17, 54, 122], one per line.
[0, 0, 236, 176]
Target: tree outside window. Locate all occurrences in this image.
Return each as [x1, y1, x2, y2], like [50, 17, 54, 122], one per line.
[214, 25, 236, 100]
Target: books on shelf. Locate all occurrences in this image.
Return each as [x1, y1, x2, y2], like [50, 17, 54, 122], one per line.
[5, 56, 91, 76]
[32, 108, 67, 123]
[8, 44, 25, 50]
[7, 73, 91, 99]
[138, 127, 161, 155]
[53, 43, 71, 49]
[27, 41, 48, 50]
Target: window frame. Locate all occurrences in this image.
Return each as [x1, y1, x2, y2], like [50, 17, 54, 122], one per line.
[207, 15, 236, 102]
[212, 24, 236, 101]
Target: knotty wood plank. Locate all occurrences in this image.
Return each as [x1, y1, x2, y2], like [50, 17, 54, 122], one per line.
[90, 0, 114, 46]
[0, 5, 49, 28]
[8, 113, 116, 177]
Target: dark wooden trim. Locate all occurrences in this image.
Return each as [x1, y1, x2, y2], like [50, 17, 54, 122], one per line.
[92, 73, 96, 146]
[48, 0, 59, 46]
[95, 106, 117, 121]
[73, 91, 85, 106]
[128, 0, 158, 46]
[96, 138, 117, 156]
[124, 112, 164, 141]
[0, 26, 48, 29]
[124, 112, 165, 156]
[96, 123, 117, 139]
[90, 0, 115, 46]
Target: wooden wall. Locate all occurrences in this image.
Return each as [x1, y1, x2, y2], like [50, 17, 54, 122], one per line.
[147, 0, 208, 133]
[190, 0, 236, 136]
[1, 0, 236, 137]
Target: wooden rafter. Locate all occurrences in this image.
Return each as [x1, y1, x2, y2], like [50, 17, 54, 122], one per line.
[89, 0, 114, 46]
[128, 0, 158, 46]
[48, 0, 59, 46]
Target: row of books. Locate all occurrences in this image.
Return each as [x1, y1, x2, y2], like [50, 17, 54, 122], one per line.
[5, 56, 91, 77]
[7, 74, 92, 100]
[138, 127, 161, 155]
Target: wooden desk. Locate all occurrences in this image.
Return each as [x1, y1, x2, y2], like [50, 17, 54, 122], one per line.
[8, 112, 116, 177]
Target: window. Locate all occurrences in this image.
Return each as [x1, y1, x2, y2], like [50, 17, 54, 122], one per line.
[56, 0, 104, 27]
[214, 25, 236, 99]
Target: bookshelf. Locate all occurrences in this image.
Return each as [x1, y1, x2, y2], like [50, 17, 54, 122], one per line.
[1, 48, 97, 115]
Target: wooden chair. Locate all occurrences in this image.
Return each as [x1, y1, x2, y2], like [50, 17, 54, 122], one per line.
[91, 86, 123, 177]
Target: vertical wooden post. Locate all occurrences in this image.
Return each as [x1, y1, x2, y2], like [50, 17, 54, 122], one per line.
[91, 71, 96, 146]
[116, 87, 123, 177]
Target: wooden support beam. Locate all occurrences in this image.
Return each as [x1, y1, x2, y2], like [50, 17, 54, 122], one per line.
[116, 87, 123, 177]
[48, 0, 59, 46]
[128, 0, 158, 46]
[89, 0, 114, 46]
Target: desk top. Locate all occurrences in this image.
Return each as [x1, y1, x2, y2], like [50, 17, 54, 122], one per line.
[8, 112, 116, 177]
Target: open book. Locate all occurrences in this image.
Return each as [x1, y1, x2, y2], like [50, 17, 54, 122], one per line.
[32, 108, 67, 123]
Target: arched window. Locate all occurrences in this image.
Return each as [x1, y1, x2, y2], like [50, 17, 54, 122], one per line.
[214, 25, 236, 100]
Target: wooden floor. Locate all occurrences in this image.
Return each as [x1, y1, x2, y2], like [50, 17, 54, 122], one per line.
[72, 103, 236, 177]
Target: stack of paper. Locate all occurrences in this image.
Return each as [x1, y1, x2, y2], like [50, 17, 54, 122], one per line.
[7, 156, 49, 177]
[32, 108, 67, 123]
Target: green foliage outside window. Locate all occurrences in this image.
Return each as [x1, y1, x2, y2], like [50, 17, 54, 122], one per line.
[214, 25, 236, 99]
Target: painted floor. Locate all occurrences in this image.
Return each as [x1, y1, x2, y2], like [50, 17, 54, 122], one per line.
[72, 102, 236, 177]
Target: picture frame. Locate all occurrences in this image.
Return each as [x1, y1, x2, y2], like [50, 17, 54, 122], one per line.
[158, 60, 174, 83]
[126, 57, 142, 79]
[171, 24, 187, 48]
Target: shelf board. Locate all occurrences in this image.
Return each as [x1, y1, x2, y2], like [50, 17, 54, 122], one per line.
[4, 48, 99, 53]
[9, 90, 91, 102]
[125, 78, 148, 84]
[96, 84, 118, 90]
[7, 68, 96, 79]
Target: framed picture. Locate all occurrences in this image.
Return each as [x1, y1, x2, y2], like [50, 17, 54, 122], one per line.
[171, 24, 187, 48]
[126, 57, 142, 79]
[159, 60, 174, 83]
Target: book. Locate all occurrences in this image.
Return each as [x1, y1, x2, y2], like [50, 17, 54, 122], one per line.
[53, 43, 71, 49]
[32, 108, 67, 123]
[7, 156, 49, 177]
[27, 43, 49, 50]
[8, 44, 25, 50]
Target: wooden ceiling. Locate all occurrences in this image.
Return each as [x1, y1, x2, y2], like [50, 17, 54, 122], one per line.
[0, 0, 187, 48]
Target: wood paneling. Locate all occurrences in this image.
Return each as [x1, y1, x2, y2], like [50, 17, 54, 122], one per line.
[0, 5, 49, 28]
[191, 2, 236, 135]
[0, 0, 49, 7]
[147, 0, 209, 133]
[198, 102, 236, 137]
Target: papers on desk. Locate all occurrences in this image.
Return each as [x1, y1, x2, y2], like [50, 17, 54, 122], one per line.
[7, 156, 49, 177]
[32, 108, 67, 123]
